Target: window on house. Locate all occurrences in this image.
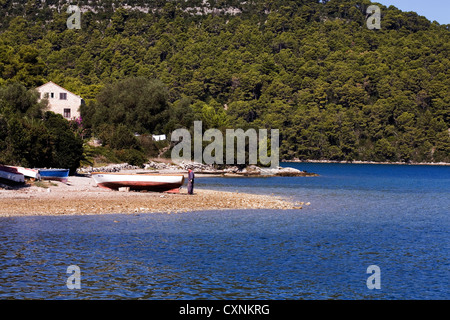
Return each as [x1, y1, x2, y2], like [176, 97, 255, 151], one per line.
[63, 108, 71, 119]
[43, 92, 49, 99]
[60, 92, 67, 100]
[50, 92, 54, 98]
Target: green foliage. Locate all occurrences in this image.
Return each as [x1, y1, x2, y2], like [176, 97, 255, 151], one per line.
[81, 144, 121, 167]
[0, 83, 45, 117]
[96, 123, 139, 150]
[42, 112, 84, 173]
[114, 148, 148, 167]
[86, 77, 169, 134]
[0, 0, 449, 163]
[0, 83, 84, 172]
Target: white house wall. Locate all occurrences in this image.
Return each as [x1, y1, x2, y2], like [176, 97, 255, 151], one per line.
[36, 82, 82, 120]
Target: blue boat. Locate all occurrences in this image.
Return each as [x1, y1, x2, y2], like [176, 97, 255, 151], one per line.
[38, 169, 70, 182]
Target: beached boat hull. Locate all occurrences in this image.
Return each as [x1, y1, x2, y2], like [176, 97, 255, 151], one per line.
[38, 169, 69, 182]
[91, 173, 185, 192]
[0, 165, 25, 184]
[9, 166, 41, 180]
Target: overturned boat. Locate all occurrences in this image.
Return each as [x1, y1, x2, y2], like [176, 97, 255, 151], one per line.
[0, 165, 25, 184]
[91, 172, 185, 193]
[9, 166, 41, 180]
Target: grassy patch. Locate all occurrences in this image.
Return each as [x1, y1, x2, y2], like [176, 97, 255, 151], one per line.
[33, 180, 58, 188]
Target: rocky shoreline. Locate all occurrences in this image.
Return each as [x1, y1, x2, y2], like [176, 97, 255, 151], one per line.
[77, 160, 319, 177]
[0, 160, 316, 217]
[0, 175, 307, 217]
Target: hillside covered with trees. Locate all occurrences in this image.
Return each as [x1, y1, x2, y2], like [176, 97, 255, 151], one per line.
[0, 0, 449, 167]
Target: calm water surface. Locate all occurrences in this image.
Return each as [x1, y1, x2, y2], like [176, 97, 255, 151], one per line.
[0, 163, 448, 299]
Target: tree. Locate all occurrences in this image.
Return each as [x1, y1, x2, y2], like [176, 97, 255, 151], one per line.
[0, 83, 84, 171]
[43, 112, 84, 174]
[0, 1, 448, 163]
[91, 77, 170, 135]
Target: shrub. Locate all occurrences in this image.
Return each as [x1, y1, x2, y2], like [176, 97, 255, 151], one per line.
[114, 149, 147, 167]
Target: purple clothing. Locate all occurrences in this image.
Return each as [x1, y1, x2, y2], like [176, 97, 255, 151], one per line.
[188, 170, 195, 182]
[188, 170, 194, 194]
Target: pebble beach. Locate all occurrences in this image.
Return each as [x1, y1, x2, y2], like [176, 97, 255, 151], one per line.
[0, 175, 304, 217]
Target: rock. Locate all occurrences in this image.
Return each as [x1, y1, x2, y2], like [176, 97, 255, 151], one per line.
[240, 165, 261, 176]
[77, 160, 318, 177]
[259, 166, 319, 176]
[145, 160, 172, 170]
[179, 161, 213, 171]
[274, 167, 303, 176]
[77, 163, 140, 174]
[224, 166, 239, 173]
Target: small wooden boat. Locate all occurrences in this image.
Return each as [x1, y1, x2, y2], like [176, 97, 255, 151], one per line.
[91, 172, 185, 193]
[38, 168, 70, 182]
[9, 166, 41, 180]
[0, 165, 25, 184]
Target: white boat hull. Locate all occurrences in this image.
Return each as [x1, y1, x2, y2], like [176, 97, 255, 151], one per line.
[0, 166, 25, 183]
[10, 166, 41, 180]
[91, 173, 185, 192]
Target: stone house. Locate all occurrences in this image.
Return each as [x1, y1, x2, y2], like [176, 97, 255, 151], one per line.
[36, 81, 83, 120]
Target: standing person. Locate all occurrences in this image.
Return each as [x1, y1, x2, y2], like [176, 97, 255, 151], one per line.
[187, 169, 195, 195]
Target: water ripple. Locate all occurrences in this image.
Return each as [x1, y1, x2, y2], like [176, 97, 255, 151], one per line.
[1, 164, 449, 299]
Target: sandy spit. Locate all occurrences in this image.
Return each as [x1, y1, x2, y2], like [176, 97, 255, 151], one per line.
[0, 176, 305, 217]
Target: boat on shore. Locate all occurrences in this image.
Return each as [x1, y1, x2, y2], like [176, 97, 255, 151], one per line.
[91, 172, 185, 193]
[8, 166, 41, 180]
[0, 165, 25, 184]
[38, 168, 70, 182]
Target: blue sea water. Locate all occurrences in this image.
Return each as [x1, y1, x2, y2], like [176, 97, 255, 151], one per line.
[0, 163, 448, 300]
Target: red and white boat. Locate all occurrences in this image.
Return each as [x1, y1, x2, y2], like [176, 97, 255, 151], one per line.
[0, 165, 25, 184]
[91, 172, 185, 193]
[9, 166, 41, 180]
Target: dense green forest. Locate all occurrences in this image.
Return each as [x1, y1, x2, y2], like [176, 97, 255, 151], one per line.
[0, 0, 449, 167]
